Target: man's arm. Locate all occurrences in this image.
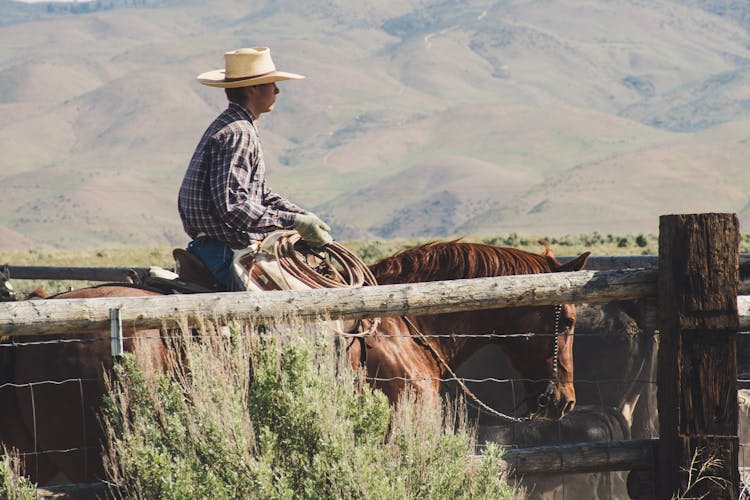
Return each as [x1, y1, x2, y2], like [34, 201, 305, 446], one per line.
[263, 188, 305, 214]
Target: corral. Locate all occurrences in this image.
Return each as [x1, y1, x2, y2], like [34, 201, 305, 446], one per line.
[0, 213, 746, 499]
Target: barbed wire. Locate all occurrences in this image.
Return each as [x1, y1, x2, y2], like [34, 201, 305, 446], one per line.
[2, 375, 654, 392]
[0, 378, 98, 390]
[0, 337, 104, 347]
[17, 446, 97, 458]
[0, 328, 653, 348]
[0, 374, 655, 386]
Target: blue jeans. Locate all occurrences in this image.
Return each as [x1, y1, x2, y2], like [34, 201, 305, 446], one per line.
[187, 238, 243, 291]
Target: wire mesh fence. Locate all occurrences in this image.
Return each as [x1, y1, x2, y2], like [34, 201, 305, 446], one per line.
[1, 311, 661, 499]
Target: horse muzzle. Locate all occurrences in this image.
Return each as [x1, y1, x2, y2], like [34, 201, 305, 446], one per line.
[533, 381, 576, 421]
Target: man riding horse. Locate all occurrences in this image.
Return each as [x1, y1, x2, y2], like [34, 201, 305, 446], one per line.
[178, 47, 332, 291]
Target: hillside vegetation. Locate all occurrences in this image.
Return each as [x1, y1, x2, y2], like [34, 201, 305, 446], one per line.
[1, 0, 750, 250]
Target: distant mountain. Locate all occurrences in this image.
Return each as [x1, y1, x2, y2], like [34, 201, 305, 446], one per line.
[1, 0, 749, 250]
[0, 0, 166, 27]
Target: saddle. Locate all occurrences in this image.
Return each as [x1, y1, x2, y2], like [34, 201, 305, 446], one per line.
[139, 249, 221, 294]
[149, 231, 376, 296]
[172, 249, 221, 291]
[164, 233, 316, 293]
[144, 232, 378, 349]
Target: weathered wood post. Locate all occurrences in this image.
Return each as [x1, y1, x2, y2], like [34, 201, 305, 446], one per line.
[657, 213, 740, 499]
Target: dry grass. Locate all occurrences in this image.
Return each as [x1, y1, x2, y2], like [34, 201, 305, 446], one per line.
[741, 470, 750, 500]
[673, 448, 732, 500]
[0, 448, 37, 500]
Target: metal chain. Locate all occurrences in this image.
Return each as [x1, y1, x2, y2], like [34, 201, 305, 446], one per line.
[551, 304, 562, 383]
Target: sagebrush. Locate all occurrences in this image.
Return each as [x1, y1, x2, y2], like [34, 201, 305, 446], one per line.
[102, 320, 519, 499]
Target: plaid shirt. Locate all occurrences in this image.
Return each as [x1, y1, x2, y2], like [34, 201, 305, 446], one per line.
[178, 103, 303, 248]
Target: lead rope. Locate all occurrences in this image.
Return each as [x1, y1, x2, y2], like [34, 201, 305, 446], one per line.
[271, 234, 564, 422]
[402, 316, 531, 423]
[403, 304, 563, 424]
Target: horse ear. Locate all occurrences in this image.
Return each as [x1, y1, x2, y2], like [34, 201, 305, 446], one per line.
[556, 252, 591, 272]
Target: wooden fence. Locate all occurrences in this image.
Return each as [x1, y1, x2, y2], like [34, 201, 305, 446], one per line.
[0, 267, 659, 335]
[5, 254, 749, 285]
[0, 256, 663, 285]
[0, 213, 744, 499]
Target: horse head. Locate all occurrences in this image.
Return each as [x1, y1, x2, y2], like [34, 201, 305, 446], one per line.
[499, 250, 589, 421]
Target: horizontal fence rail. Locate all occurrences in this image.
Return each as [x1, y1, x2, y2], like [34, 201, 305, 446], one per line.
[0, 268, 659, 336]
[5, 254, 749, 282]
[3, 265, 149, 283]
[475, 439, 657, 475]
[3, 267, 750, 337]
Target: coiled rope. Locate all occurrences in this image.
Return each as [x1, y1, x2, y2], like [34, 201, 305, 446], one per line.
[270, 232, 380, 335]
[271, 233, 378, 289]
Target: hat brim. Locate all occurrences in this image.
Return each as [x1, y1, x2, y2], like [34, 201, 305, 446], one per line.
[197, 69, 305, 88]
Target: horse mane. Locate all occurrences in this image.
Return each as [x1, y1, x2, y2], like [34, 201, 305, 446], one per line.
[369, 240, 561, 284]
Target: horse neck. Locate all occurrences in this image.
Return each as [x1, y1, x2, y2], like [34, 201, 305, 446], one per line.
[409, 314, 486, 370]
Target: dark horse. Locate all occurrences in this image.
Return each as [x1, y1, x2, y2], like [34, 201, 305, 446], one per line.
[0, 241, 588, 485]
[0, 286, 168, 486]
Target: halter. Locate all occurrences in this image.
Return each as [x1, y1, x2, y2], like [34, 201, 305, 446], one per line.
[404, 303, 564, 424]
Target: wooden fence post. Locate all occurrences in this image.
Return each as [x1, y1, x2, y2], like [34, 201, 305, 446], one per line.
[657, 213, 740, 499]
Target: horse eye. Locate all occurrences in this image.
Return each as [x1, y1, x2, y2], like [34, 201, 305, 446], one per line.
[562, 317, 575, 328]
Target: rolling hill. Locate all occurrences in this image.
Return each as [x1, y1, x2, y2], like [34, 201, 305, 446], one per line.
[1, 0, 750, 249]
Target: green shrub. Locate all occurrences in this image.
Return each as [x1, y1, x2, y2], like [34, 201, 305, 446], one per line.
[0, 450, 37, 500]
[102, 321, 517, 499]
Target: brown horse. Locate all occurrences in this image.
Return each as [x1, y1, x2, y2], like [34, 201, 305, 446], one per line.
[359, 241, 590, 419]
[0, 286, 168, 485]
[0, 241, 588, 485]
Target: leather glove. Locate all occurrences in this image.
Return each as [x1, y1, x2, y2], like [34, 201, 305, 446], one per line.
[292, 212, 333, 247]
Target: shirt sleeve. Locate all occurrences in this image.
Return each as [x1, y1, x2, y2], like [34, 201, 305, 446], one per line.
[207, 129, 297, 233]
[263, 185, 306, 214]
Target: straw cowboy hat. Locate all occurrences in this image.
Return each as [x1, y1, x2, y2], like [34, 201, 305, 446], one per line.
[197, 47, 304, 88]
